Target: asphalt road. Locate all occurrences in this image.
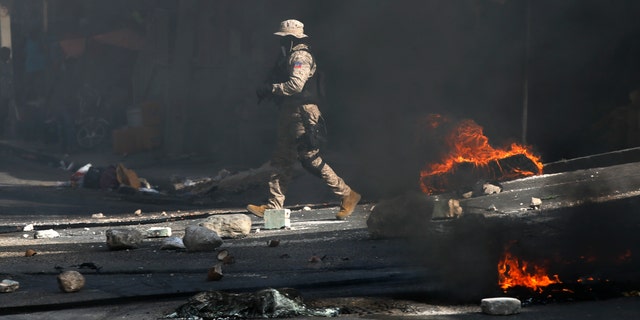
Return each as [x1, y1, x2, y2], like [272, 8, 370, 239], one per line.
[1, 147, 639, 319]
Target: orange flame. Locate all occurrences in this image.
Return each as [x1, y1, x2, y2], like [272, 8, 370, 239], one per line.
[498, 251, 562, 292]
[420, 118, 543, 194]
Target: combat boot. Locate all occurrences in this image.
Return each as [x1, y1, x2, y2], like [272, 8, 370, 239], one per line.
[336, 190, 361, 220]
[246, 204, 271, 218]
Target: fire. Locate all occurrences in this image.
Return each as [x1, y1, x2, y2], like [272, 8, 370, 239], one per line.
[498, 251, 561, 292]
[420, 117, 543, 194]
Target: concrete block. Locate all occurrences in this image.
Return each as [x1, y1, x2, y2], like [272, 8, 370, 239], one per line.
[480, 297, 521, 315]
[145, 227, 172, 238]
[264, 209, 291, 230]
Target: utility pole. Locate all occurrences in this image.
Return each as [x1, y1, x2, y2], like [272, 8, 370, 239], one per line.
[522, 0, 531, 145]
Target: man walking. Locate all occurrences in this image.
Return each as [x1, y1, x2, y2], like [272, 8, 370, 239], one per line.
[247, 19, 360, 220]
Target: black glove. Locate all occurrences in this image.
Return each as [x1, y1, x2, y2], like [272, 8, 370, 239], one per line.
[256, 84, 273, 104]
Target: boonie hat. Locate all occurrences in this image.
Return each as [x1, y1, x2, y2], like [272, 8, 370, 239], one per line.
[274, 19, 308, 38]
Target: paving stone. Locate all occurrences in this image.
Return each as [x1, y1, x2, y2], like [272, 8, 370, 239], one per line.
[145, 227, 172, 238]
[480, 297, 521, 315]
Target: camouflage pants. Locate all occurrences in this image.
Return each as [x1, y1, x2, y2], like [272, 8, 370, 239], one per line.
[267, 104, 351, 209]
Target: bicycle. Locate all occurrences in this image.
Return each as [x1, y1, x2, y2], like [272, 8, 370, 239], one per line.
[74, 84, 110, 149]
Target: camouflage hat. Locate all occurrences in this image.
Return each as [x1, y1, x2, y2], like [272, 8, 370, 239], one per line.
[274, 19, 308, 38]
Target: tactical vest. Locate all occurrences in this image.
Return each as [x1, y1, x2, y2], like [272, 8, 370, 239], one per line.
[272, 47, 321, 105]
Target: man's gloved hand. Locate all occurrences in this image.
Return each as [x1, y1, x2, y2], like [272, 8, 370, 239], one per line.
[256, 84, 273, 104]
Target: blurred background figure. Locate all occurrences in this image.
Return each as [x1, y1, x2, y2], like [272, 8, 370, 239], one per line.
[0, 46, 14, 138]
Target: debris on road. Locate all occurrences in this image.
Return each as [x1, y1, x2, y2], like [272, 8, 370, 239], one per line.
[160, 236, 186, 250]
[206, 263, 223, 281]
[57, 270, 85, 293]
[167, 288, 339, 319]
[264, 208, 291, 229]
[24, 249, 37, 257]
[34, 229, 60, 239]
[145, 227, 171, 238]
[182, 226, 223, 252]
[480, 297, 521, 315]
[0, 279, 19, 293]
[199, 214, 251, 238]
[91, 213, 105, 219]
[267, 239, 280, 247]
[106, 228, 144, 250]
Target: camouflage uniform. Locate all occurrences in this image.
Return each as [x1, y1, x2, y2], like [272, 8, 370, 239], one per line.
[249, 19, 360, 219]
[267, 43, 351, 209]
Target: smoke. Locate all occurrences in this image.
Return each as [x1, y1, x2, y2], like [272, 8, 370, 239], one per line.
[26, 1, 640, 202]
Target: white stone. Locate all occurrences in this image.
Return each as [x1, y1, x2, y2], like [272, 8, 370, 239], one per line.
[0, 279, 19, 293]
[183, 226, 223, 252]
[160, 236, 186, 250]
[34, 229, 60, 239]
[200, 214, 251, 238]
[480, 297, 521, 315]
[145, 227, 172, 238]
[57, 271, 85, 293]
[23, 224, 34, 232]
[530, 197, 542, 209]
[483, 183, 502, 195]
[264, 209, 291, 229]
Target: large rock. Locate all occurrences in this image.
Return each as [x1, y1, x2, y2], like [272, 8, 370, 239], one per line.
[200, 214, 252, 238]
[57, 271, 85, 293]
[106, 229, 144, 250]
[183, 226, 223, 252]
[366, 192, 434, 238]
[0, 279, 19, 293]
[480, 297, 521, 315]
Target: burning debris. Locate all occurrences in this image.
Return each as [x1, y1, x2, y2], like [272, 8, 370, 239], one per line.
[419, 116, 543, 195]
[498, 250, 562, 293]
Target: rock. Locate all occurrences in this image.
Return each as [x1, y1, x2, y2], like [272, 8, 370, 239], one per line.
[145, 227, 172, 238]
[0, 279, 19, 293]
[25, 249, 37, 257]
[483, 183, 502, 195]
[57, 270, 85, 293]
[134, 209, 142, 215]
[366, 192, 433, 238]
[530, 197, 542, 209]
[183, 226, 223, 252]
[35, 229, 60, 239]
[160, 236, 186, 250]
[92, 213, 105, 219]
[23, 224, 34, 231]
[480, 297, 521, 315]
[200, 214, 251, 238]
[207, 264, 223, 281]
[106, 229, 144, 250]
